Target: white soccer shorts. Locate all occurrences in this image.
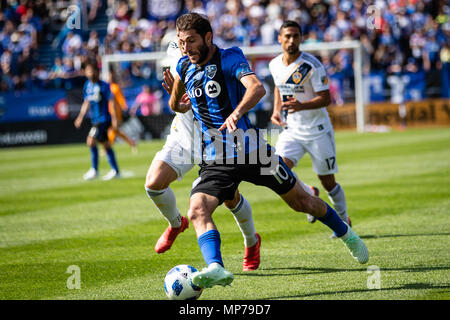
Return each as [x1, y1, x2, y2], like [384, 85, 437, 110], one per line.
[275, 129, 338, 175]
[153, 136, 195, 180]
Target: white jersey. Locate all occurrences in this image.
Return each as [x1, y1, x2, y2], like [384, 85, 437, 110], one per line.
[165, 41, 194, 147]
[269, 51, 332, 139]
[153, 42, 197, 179]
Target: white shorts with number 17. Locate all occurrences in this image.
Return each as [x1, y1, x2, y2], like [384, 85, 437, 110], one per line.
[275, 129, 338, 175]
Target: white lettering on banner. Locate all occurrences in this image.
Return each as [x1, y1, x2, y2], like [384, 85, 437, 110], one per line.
[0, 130, 48, 145]
[28, 106, 54, 117]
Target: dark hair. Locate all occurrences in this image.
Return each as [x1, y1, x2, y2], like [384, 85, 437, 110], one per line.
[84, 60, 99, 72]
[176, 12, 213, 39]
[279, 20, 302, 35]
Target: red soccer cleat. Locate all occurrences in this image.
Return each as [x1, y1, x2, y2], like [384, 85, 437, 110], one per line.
[243, 233, 261, 271]
[154, 216, 189, 254]
[310, 186, 320, 197]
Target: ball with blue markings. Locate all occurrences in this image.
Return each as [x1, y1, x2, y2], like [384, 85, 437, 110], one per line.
[164, 265, 203, 300]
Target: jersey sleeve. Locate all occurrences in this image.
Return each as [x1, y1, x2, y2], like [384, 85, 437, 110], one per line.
[268, 57, 279, 84]
[176, 56, 189, 81]
[223, 47, 255, 81]
[175, 57, 183, 78]
[110, 83, 118, 95]
[83, 81, 88, 100]
[310, 64, 329, 93]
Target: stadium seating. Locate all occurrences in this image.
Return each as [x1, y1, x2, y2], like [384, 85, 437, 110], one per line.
[0, 0, 448, 103]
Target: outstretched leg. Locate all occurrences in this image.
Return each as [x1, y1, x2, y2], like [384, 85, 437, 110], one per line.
[282, 156, 319, 223]
[281, 181, 368, 264]
[145, 160, 188, 253]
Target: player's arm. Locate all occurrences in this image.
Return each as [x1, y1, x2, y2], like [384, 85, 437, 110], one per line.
[117, 88, 128, 111]
[74, 99, 90, 128]
[270, 86, 287, 127]
[167, 72, 191, 113]
[282, 89, 331, 114]
[219, 74, 266, 132]
[109, 97, 118, 129]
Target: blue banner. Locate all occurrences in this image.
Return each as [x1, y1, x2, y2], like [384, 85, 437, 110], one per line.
[403, 72, 426, 101]
[364, 71, 426, 104]
[0, 90, 68, 124]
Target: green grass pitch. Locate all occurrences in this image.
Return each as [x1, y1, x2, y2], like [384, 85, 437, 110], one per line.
[0, 127, 449, 300]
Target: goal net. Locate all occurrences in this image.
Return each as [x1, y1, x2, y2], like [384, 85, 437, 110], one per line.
[101, 40, 366, 135]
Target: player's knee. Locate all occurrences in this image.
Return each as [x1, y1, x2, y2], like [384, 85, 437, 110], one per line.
[187, 203, 208, 223]
[86, 137, 95, 147]
[223, 194, 240, 209]
[145, 176, 169, 191]
[223, 199, 236, 209]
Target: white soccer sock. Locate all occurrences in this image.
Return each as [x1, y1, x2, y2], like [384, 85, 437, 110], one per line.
[230, 195, 257, 248]
[327, 183, 348, 222]
[145, 187, 182, 228]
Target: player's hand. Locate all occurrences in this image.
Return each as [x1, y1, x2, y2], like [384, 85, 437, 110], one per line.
[282, 96, 303, 113]
[177, 93, 191, 113]
[162, 69, 174, 94]
[219, 112, 240, 132]
[270, 112, 287, 127]
[74, 117, 82, 128]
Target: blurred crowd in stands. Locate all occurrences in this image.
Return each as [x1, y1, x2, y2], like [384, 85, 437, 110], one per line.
[0, 0, 449, 105]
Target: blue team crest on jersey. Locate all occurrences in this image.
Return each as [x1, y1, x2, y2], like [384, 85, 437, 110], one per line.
[205, 65, 217, 79]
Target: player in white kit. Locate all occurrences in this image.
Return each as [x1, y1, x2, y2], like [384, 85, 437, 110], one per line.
[269, 21, 351, 233]
[144, 42, 261, 271]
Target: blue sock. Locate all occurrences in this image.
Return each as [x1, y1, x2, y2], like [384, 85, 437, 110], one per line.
[105, 148, 119, 172]
[197, 229, 224, 267]
[317, 203, 348, 237]
[90, 146, 98, 171]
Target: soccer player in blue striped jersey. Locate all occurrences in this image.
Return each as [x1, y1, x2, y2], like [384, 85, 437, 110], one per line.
[177, 45, 262, 163]
[168, 13, 369, 289]
[74, 62, 120, 181]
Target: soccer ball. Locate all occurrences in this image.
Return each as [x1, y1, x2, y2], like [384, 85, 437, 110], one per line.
[164, 264, 203, 300]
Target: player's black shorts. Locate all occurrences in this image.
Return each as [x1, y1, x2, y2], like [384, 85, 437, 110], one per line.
[191, 149, 297, 205]
[88, 121, 111, 142]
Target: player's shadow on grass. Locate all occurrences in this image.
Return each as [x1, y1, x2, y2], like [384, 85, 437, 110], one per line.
[263, 282, 450, 300]
[235, 265, 450, 277]
[359, 232, 450, 239]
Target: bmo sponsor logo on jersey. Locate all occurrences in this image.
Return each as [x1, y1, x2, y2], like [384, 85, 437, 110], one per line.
[205, 80, 221, 98]
[187, 80, 222, 99]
